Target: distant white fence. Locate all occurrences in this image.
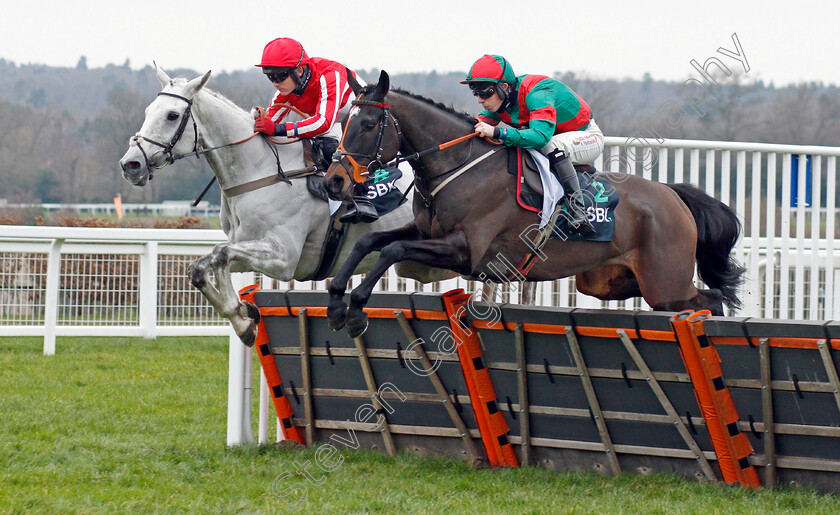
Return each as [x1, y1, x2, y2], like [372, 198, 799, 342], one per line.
[1, 200, 220, 218]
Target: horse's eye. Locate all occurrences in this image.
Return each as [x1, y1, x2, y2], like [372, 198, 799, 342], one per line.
[362, 121, 376, 131]
[167, 112, 179, 121]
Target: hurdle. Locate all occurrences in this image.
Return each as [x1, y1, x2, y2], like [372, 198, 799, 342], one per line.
[243, 287, 840, 493]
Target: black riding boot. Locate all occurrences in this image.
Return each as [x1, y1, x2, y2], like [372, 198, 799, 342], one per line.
[314, 136, 340, 169]
[548, 150, 595, 237]
[339, 184, 379, 223]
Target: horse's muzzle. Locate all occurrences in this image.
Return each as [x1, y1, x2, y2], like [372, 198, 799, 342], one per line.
[119, 155, 149, 186]
[324, 165, 352, 200]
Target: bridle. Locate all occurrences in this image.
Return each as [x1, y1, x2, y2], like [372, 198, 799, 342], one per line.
[331, 99, 401, 184]
[131, 92, 199, 180]
[129, 93, 297, 180]
[331, 96, 502, 205]
[129, 93, 319, 204]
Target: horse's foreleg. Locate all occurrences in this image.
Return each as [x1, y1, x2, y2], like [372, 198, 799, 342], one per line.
[327, 222, 422, 331]
[201, 237, 302, 346]
[344, 231, 471, 338]
[189, 253, 228, 318]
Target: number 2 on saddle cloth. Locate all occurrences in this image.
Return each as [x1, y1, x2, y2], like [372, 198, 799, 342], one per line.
[510, 148, 619, 242]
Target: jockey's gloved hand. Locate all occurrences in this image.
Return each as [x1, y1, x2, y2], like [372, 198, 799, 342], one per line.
[254, 117, 287, 136]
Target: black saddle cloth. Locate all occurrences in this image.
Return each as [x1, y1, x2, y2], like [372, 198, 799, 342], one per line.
[508, 148, 618, 242]
[307, 167, 406, 217]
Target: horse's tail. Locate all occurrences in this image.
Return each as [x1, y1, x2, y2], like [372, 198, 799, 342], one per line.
[667, 183, 745, 310]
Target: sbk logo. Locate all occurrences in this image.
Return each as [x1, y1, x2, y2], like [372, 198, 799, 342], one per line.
[586, 206, 611, 223]
[364, 179, 398, 199]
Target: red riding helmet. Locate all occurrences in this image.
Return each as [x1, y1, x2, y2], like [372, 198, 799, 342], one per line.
[255, 37, 310, 68]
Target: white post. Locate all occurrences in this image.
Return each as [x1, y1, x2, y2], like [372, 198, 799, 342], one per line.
[258, 369, 270, 444]
[139, 241, 158, 339]
[226, 328, 248, 445]
[834, 270, 840, 320]
[226, 271, 256, 446]
[258, 272, 275, 444]
[43, 238, 64, 355]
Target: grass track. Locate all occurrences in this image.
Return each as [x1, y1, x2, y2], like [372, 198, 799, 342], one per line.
[2, 336, 839, 514]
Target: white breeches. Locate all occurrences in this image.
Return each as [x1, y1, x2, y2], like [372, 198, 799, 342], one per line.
[539, 118, 604, 165]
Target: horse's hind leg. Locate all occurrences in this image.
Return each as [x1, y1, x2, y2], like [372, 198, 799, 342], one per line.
[576, 265, 641, 301]
[697, 288, 725, 315]
[630, 197, 704, 313]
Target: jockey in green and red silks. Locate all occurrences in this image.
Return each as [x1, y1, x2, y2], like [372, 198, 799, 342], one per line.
[463, 54, 604, 236]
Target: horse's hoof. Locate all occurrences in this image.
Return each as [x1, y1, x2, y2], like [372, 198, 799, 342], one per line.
[346, 315, 369, 339]
[347, 320, 368, 339]
[244, 301, 261, 324]
[238, 323, 257, 347]
[327, 303, 347, 331]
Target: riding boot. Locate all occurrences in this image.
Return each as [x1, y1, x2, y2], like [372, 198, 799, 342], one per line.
[548, 150, 595, 237]
[339, 185, 379, 223]
[315, 136, 340, 169]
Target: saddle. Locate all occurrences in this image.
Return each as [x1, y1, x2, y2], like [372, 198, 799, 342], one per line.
[507, 149, 597, 211]
[507, 148, 617, 242]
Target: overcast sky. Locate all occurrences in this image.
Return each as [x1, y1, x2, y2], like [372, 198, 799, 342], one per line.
[2, 0, 838, 86]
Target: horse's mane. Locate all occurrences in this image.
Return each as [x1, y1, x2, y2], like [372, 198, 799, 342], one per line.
[360, 83, 476, 126]
[168, 76, 251, 119]
[205, 88, 248, 114]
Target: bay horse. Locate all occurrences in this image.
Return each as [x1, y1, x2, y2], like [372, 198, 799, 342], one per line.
[119, 65, 453, 345]
[323, 71, 745, 337]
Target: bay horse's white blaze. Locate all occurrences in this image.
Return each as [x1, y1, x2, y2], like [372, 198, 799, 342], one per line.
[119, 65, 451, 345]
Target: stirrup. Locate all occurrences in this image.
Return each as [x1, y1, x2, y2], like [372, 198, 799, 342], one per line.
[531, 202, 569, 250]
[565, 201, 595, 236]
[569, 216, 596, 237]
[339, 197, 379, 224]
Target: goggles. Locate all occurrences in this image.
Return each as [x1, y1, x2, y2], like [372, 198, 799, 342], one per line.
[265, 69, 292, 83]
[470, 85, 497, 99]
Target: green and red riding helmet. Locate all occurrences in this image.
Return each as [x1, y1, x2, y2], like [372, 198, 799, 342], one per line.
[461, 54, 517, 85]
[462, 54, 518, 108]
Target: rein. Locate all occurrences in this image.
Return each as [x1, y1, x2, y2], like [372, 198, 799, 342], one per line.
[132, 95, 321, 203]
[333, 96, 503, 204]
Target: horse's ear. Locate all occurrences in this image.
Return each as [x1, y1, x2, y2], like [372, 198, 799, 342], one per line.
[346, 68, 362, 96]
[154, 61, 171, 88]
[376, 70, 390, 98]
[185, 70, 212, 97]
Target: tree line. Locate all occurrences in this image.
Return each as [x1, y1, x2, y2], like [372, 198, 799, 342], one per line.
[0, 58, 838, 205]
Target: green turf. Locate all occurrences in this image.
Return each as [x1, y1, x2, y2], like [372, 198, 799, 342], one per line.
[2, 337, 839, 514]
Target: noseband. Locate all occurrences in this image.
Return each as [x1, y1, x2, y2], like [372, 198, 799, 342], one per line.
[131, 92, 199, 180]
[332, 99, 401, 184]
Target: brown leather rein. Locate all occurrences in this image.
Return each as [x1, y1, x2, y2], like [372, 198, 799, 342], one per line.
[180, 103, 323, 203]
[333, 98, 502, 188]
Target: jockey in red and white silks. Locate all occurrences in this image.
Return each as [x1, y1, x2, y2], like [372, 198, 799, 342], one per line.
[256, 38, 359, 140]
[254, 37, 377, 223]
